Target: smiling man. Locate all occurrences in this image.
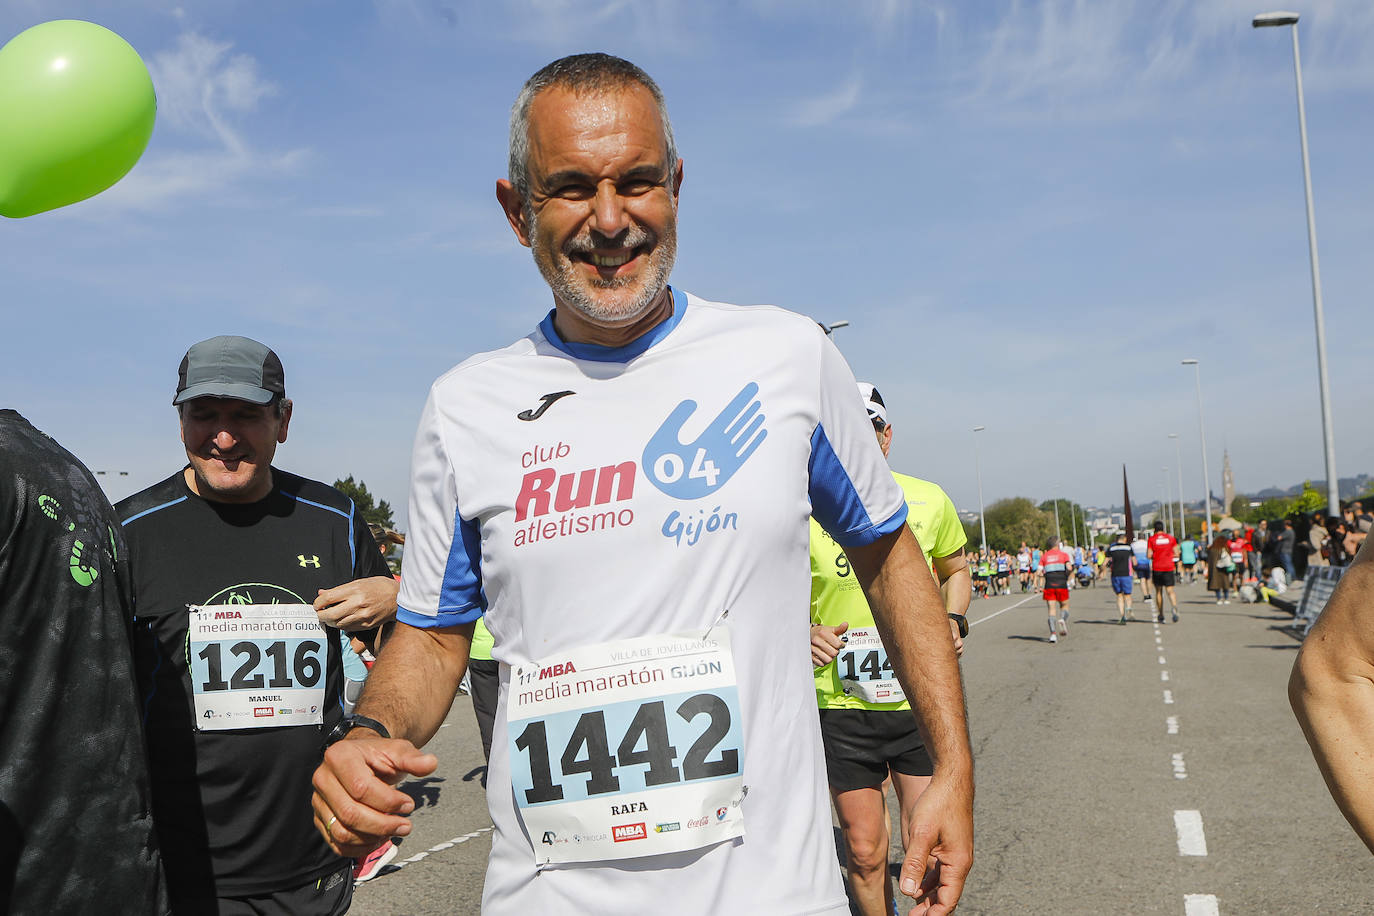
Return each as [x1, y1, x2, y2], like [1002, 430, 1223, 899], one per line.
[117, 336, 397, 915]
[312, 54, 973, 916]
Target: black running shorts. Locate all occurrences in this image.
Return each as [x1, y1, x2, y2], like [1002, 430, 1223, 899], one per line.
[819, 708, 932, 792]
[1152, 570, 1177, 587]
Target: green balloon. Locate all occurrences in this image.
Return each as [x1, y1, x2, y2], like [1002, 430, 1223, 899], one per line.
[0, 20, 156, 218]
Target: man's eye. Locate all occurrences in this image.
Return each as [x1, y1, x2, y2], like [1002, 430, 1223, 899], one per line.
[553, 184, 593, 200]
[621, 180, 656, 195]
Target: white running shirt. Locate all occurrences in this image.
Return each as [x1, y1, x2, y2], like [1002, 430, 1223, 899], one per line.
[397, 289, 907, 914]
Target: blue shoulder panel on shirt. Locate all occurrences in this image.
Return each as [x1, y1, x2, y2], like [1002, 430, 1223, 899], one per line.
[538, 287, 687, 362]
[120, 495, 187, 526]
[808, 423, 907, 548]
[409, 501, 486, 628]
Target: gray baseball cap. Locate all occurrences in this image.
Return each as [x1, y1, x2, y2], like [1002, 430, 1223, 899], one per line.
[173, 336, 286, 406]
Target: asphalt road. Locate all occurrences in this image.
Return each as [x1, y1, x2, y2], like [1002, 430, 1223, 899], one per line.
[353, 577, 1374, 915]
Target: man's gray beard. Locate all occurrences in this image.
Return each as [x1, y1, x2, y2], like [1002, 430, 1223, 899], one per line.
[532, 219, 677, 325]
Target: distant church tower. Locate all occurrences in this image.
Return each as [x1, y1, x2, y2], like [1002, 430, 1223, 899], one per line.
[1222, 449, 1235, 517]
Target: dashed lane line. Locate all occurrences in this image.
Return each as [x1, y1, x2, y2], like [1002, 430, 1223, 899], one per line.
[1164, 689, 1175, 704]
[1175, 810, 1208, 855]
[384, 826, 495, 873]
[1166, 716, 1179, 734]
[1185, 894, 1221, 916]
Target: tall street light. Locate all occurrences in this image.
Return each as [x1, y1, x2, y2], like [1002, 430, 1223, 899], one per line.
[1051, 486, 1062, 544]
[1169, 433, 1186, 539]
[973, 426, 988, 559]
[818, 319, 850, 337]
[1253, 11, 1339, 517]
[1182, 359, 1214, 539]
[1162, 467, 1174, 537]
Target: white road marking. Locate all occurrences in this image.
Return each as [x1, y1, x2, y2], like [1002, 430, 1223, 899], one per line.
[1185, 894, 1220, 915]
[1162, 670, 1170, 681]
[1155, 637, 1163, 645]
[1167, 716, 1179, 734]
[1164, 690, 1174, 704]
[1172, 752, 1188, 779]
[383, 826, 495, 873]
[1175, 810, 1208, 855]
[1159, 655, 1167, 664]
[969, 594, 1037, 627]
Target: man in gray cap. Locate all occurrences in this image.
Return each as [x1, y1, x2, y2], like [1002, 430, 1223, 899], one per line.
[117, 336, 398, 914]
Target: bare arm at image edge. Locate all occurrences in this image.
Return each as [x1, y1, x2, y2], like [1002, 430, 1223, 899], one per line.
[1289, 539, 1374, 853]
[849, 525, 974, 914]
[310, 621, 474, 858]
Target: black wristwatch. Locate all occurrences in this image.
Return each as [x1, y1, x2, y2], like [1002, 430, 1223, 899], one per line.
[948, 613, 969, 638]
[325, 714, 391, 747]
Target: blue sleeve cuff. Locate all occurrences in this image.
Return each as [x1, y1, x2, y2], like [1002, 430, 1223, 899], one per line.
[397, 603, 484, 629]
[837, 502, 909, 548]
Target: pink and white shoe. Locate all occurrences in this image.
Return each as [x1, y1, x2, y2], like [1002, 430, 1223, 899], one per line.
[353, 840, 398, 884]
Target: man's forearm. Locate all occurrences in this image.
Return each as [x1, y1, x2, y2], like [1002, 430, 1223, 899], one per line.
[850, 528, 973, 776]
[940, 566, 972, 617]
[355, 621, 474, 748]
[1289, 550, 1374, 852]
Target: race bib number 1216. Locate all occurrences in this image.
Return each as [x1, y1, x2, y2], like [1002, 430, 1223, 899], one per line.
[188, 603, 327, 730]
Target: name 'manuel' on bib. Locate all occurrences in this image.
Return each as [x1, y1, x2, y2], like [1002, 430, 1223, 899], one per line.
[188, 604, 327, 730]
[507, 628, 746, 865]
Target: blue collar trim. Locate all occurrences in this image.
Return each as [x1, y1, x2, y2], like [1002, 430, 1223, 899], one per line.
[537, 287, 687, 363]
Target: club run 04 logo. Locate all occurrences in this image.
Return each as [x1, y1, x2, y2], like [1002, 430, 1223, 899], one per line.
[510, 383, 766, 550]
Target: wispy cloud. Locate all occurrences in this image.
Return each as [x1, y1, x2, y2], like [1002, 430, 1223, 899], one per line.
[788, 76, 863, 127]
[76, 31, 305, 214]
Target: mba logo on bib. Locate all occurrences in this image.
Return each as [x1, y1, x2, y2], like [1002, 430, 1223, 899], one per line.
[644, 382, 768, 500]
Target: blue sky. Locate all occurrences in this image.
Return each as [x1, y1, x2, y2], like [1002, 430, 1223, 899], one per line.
[4, 0, 1373, 525]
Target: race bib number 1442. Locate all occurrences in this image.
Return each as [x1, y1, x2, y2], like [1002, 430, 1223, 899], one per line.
[507, 629, 746, 864]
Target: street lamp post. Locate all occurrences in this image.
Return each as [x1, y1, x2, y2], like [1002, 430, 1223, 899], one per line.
[1182, 359, 1214, 539]
[818, 319, 850, 337]
[1169, 433, 1186, 539]
[1163, 467, 1174, 537]
[1253, 11, 1339, 517]
[973, 426, 988, 559]
[1052, 490, 1062, 544]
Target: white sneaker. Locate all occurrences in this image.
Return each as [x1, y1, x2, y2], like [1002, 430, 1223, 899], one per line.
[1049, 632, 1058, 644]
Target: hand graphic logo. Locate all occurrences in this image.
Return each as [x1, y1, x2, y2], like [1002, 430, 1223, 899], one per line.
[643, 382, 768, 499]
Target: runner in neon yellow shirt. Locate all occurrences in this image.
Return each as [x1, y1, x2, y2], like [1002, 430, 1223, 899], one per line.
[808, 383, 970, 916]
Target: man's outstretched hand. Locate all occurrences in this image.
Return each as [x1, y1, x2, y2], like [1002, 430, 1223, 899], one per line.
[312, 733, 438, 858]
[899, 773, 974, 915]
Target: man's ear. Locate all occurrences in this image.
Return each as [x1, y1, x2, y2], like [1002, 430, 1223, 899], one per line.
[276, 399, 293, 444]
[496, 180, 533, 248]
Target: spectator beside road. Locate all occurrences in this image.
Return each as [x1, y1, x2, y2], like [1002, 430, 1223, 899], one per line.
[1289, 536, 1374, 853]
[1208, 535, 1233, 604]
[1308, 511, 1332, 574]
[1278, 519, 1297, 582]
[1250, 520, 1269, 582]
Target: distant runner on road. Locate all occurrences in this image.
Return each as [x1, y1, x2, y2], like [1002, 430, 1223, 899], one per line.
[1041, 537, 1072, 643]
[1148, 521, 1180, 623]
[1107, 531, 1135, 624]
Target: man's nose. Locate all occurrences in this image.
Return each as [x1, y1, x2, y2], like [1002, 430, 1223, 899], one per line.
[588, 181, 630, 239]
[212, 427, 237, 449]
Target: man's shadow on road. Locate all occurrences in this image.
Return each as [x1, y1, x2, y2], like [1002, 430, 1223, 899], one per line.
[399, 777, 446, 810]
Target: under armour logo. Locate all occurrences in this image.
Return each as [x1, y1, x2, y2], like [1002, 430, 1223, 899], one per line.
[298, 555, 320, 568]
[517, 390, 576, 421]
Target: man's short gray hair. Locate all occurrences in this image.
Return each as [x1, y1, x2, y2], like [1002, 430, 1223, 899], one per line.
[508, 53, 678, 202]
